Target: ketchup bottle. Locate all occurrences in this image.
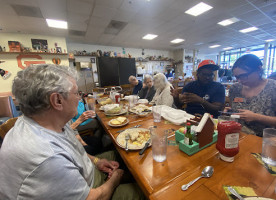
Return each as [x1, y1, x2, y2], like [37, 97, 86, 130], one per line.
[216, 121, 242, 162]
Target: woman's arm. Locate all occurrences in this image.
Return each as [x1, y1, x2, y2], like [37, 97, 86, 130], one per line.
[235, 109, 276, 127]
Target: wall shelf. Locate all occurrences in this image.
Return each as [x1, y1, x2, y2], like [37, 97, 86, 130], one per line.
[0, 52, 68, 55]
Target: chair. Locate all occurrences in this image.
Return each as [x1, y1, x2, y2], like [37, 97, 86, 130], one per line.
[0, 117, 18, 140]
[0, 96, 20, 125]
[120, 84, 133, 95]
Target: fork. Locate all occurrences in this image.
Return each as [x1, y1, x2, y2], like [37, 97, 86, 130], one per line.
[125, 134, 130, 151]
[227, 186, 245, 200]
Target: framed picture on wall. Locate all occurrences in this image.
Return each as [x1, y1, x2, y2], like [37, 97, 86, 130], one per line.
[160, 62, 164, 67]
[31, 39, 48, 51]
[56, 47, 62, 53]
[90, 58, 96, 63]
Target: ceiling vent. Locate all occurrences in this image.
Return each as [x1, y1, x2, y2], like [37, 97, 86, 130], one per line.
[11, 4, 43, 18]
[104, 20, 127, 35]
[69, 30, 86, 36]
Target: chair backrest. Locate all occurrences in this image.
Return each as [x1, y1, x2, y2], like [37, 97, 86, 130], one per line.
[0, 117, 18, 140]
[0, 96, 13, 118]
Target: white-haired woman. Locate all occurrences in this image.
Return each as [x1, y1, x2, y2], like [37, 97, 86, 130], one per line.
[150, 73, 173, 107]
[138, 74, 156, 102]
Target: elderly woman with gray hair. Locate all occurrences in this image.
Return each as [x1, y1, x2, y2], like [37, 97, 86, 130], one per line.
[138, 74, 156, 102]
[150, 73, 174, 107]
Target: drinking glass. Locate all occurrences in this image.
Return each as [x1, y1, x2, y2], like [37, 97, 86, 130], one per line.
[152, 106, 162, 122]
[262, 128, 276, 166]
[151, 128, 168, 162]
[87, 101, 96, 118]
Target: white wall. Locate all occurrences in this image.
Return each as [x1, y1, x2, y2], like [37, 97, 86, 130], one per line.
[0, 33, 68, 93]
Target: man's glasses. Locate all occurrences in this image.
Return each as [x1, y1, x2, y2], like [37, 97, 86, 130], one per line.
[235, 71, 253, 80]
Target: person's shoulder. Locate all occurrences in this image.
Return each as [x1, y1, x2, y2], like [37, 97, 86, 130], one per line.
[184, 80, 197, 87]
[267, 78, 276, 87]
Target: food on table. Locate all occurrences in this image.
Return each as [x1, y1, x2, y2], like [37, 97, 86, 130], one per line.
[99, 98, 112, 105]
[110, 117, 127, 125]
[129, 104, 151, 114]
[105, 106, 122, 114]
[178, 127, 186, 134]
[117, 129, 150, 149]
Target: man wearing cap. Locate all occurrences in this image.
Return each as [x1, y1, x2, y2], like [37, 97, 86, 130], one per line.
[171, 60, 225, 118]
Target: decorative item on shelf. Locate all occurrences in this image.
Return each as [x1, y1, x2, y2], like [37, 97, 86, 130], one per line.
[97, 50, 102, 57]
[22, 47, 31, 52]
[3, 47, 6, 52]
[142, 49, 144, 55]
[122, 48, 125, 55]
[90, 58, 96, 63]
[8, 41, 21, 52]
[31, 39, 48, 52]
[69, 53, 74, 59]
[54, 42, 58, 47]
[52, 58, 61, 65]
[0, 68, 11, 80]
[103, 51, 109, 57]
[114, 52, 117, 57]
[128, 53, 131, 58]
[50, 48, 53, 53]
[54, 48, 57, 53]
[110, 51, 115, 57]
[0, 46, 2, 52]
[56, 47, 62, 53]
[64, 49, 66, 53]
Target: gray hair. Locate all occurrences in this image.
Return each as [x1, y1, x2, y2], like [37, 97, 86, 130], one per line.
[153, 73, 168, 90]
[128, 75, 136, 82]
[143, 74, 153, 83]
[12, 64, 78, 116]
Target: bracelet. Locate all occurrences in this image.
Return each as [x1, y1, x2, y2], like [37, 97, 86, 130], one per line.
[93, 157, 99, 165]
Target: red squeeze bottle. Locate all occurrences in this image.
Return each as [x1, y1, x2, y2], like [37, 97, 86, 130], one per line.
[216, 121, 242, 162]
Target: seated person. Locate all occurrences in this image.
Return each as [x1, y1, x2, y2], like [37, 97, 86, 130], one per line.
[171, 60, 225, 118]
[138, 74, 156, 102]
[0, 64, 145, 200]
[71, 95, 106, 155]
[129, 75, 143, 95]
[150, 73, 173, 107]
[165, 69, 174, 79]
[229, 54, 276, 137]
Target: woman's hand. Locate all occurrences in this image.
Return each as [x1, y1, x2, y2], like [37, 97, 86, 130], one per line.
[78, 110, 95, 122]
[234, 109, 257, 122]
[96, 159, 119, 178]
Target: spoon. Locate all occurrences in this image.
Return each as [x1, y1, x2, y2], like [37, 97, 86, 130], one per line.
[181, 166, 214, 191]
[125, 134, 130, 151]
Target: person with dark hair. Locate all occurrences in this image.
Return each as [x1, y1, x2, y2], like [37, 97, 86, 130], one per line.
[229, 54, 276, 137]
[0, 64, 145, 199]
[171, 60, 225, 117]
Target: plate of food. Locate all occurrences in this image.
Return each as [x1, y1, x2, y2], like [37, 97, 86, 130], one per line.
[100, 104, 119, 111]
[116, 128, 151, 150]
[104, 107, 127, 116]
[129, 104, 151, 115]
[108, 117, 129, 127]
[98, 98, 112, 106]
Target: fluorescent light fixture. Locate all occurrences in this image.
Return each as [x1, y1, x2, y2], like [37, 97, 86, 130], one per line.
[170, 38, 185, 43]
[46, 19, 68, 29]
[239, 27, 258, 33]
[218, 17, 239, 26]
[265, 39, 275, 42]
[142, 34, 158, 40]
[223, 47, 233, 50]
[185, 2, 213, 16]
[209, 44, 221, 48]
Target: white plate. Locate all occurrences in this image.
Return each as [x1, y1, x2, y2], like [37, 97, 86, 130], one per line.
[116, 128, 151, 150]
[244, 197, 274, 200]
[104, 109, 127, 116]
[108, 118, 129, 127]
[129, 104, 151, 114]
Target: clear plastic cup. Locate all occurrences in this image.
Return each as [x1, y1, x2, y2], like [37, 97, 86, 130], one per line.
[152, 106, 162, 122]
[262, 128, 276, 166]
[151, 128, 168, 162]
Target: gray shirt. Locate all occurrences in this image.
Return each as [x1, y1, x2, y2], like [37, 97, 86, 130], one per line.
[0, 116, 94, 200]
[229, 79, 276, 136]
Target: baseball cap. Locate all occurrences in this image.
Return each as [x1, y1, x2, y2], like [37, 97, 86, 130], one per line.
[197, 59, 220, 71]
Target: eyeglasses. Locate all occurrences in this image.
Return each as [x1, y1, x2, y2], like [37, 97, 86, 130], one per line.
[200, 73, 215, 78]
[235, 71, 253, 80]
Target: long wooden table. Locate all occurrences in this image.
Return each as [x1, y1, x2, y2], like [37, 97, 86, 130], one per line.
[93, 100, 276, 200]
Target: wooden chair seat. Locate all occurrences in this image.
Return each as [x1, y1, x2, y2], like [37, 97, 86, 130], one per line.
[0, 117, 18, 140]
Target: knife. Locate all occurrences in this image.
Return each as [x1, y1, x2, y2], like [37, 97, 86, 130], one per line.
[116, 125, 141, 133]
[139, 138, 151, 155]
[227, 186, 245, 200]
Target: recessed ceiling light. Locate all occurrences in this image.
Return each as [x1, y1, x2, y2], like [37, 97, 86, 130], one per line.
[185, 2, 213, 17]
[239, 27, 258, 33]
[46, 19, 68, 29]
[142, 34, 158, 40]
[170, 38, 185, 43]
[209, 44, 221, 48]
[265, 39, 275, 42]
[218, 17, 239, 26]
[223, 47, 233, 50]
